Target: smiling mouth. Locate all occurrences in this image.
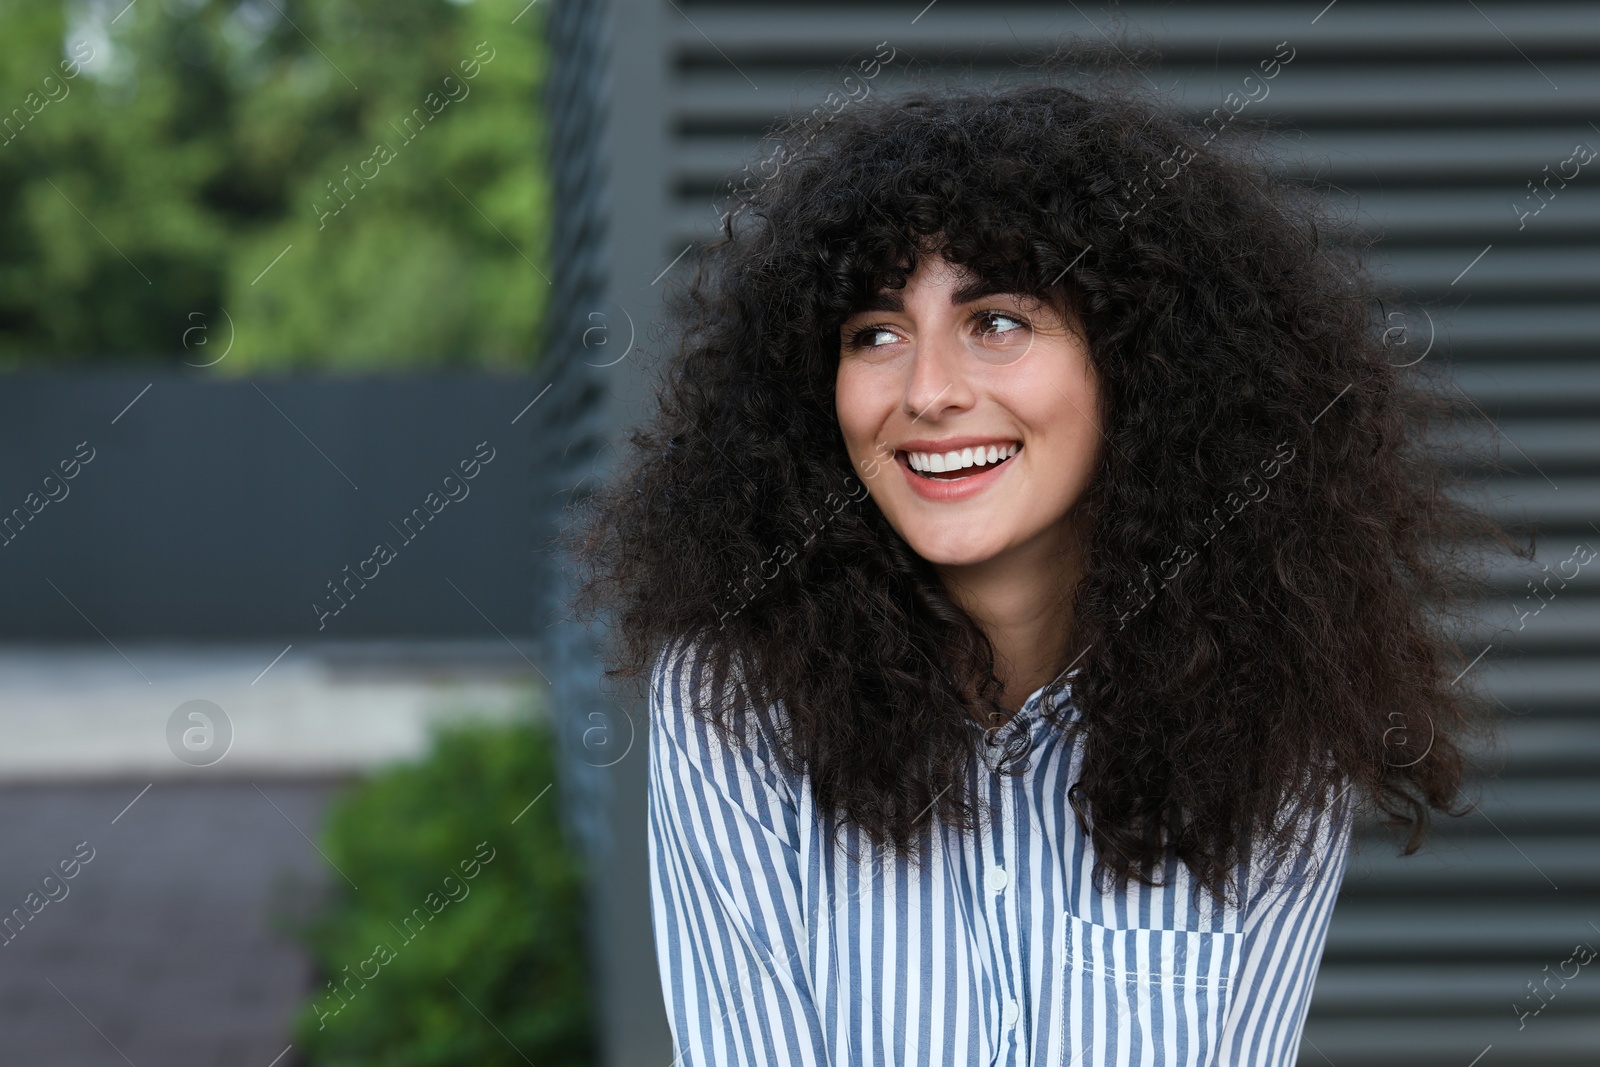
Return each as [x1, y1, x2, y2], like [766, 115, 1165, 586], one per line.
[900, 445, 1022, 481]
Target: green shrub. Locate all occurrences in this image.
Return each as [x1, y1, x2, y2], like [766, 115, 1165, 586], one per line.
[289, 708, 595, 1066]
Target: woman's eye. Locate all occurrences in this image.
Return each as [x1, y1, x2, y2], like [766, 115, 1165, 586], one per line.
[845, 325, 898, 349]
[974, 311, 1027, 337]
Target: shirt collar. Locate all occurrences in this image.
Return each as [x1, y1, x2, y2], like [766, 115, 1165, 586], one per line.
[966, 669, 1082, 738]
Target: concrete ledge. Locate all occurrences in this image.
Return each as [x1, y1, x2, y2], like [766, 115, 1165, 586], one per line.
[0, 640, 545, 783]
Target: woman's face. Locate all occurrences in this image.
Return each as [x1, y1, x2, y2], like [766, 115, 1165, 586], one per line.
[835, 253, 1103, 571]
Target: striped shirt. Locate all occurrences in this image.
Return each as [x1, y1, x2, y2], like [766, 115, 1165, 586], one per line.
[647, 634, 1355, 1066]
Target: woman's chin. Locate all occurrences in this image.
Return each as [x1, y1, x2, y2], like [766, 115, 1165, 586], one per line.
[903, 532, 1009, 569]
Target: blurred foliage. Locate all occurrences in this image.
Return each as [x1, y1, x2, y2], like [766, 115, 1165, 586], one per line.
[0, 0, 550, 370]
[288, 707, 595, 1066]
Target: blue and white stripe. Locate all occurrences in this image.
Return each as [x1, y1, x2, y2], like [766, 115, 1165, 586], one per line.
[647, 634, 1355, 1066]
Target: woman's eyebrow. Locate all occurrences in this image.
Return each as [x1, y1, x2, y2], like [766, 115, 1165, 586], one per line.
[853, 292, 904, 314]
[949, 279, 1011, 304]
[850, 281, 1015, 317]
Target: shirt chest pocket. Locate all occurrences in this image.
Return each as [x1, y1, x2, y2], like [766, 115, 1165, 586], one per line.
[1057, 911, 1243, 1067]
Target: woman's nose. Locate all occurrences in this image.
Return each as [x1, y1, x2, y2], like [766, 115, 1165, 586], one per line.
[902, 330, 974, 421]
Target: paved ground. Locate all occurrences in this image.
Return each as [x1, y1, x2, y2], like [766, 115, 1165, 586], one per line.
[0, 780, 338, 1066]
[0, 641, 542, 1066]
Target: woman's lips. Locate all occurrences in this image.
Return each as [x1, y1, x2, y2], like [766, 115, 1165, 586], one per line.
[896, 447, 1020, 501]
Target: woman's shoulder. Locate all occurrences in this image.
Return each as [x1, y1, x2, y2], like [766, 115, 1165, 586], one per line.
[1239, 774, 1359, 914]
[650, 631, 754, 724]
[649, 631, 800, 804]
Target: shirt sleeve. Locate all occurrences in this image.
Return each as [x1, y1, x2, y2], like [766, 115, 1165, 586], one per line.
[646, 635, 832, 1067]
[1215, 780, 1357, 1066]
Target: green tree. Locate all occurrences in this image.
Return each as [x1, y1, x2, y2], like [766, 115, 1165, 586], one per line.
[0, 0, 549, 370]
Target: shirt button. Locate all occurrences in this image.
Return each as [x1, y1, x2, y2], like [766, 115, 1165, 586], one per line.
[1003, 998, 1020, 1027]
[985, 864, 1008, 893]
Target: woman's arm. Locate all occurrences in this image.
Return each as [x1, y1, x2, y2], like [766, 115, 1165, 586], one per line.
[1215, 781, 1357, 1065]
[647, 636, 832, 1066]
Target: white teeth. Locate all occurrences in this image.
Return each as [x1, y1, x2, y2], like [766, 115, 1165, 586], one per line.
[906, 443, 1019, 473]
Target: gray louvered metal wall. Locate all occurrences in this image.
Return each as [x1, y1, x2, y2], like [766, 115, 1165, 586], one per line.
[543, 1, 676, 1065]
[554, 2, 1600, 1063]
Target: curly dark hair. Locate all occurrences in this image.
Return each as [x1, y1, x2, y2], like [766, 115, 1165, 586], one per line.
[560, 52, 1530, 905]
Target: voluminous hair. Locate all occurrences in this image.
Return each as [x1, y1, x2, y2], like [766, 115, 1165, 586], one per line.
[562, 54, 1528, 905]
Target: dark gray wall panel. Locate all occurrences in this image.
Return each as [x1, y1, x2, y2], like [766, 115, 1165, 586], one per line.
[0, 374, 537, 641]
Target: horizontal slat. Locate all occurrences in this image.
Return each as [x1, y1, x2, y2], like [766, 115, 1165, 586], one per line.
[1440, 419, 1600, 468]
[1475, 557, 1586, 606]
[678, 132, 1600, 192]
[1298, 1016, 1593, 1063]
[679, 172, 1600, 264]
[1264, 130, 1600, 185]
[1465, 719, 1600, 771]
[670, 65, 1600, 128]
[1322, 901, 1600, 955]
[1366, 246, 1600, 296]
[1310, 188, 1600, 238]
[1478, 658, 1600, 711]
[1479, 555, 1600, 595]
[1454, 779, 1600, 823]
[1417, 306, 1600, 359]
[1313, 966, 1600, 1011]
[1456, 364, 1600, 408]
[1466, 600, 1600, 649]
[670, 6, 1600, 58]
[1474, 478, 1600, 524]
[1339, 834, 1594, 890]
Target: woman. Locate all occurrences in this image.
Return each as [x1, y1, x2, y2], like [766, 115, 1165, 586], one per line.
[564, 63, 1524, 1067]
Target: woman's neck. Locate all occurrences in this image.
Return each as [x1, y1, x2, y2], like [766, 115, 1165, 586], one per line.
[937, 517, 1086, 718]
